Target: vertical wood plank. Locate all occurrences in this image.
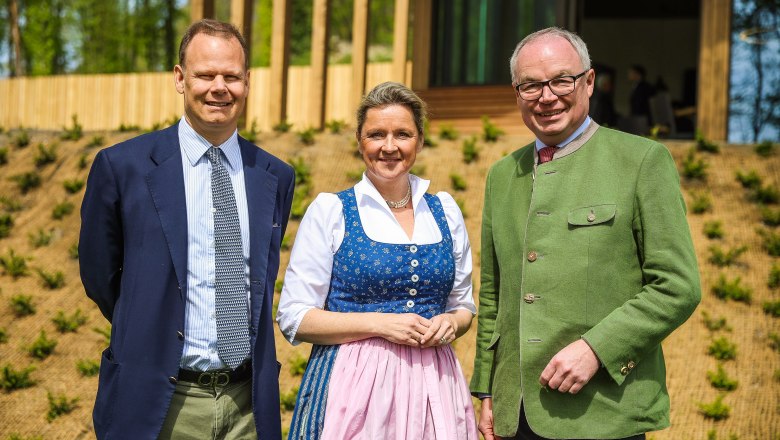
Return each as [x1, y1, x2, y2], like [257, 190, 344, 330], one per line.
[392, 0, 410, 83]
[270, 0, 292, 126]
[190, 0, 215, 22]
[310, 0, 331, 129]
[352, 0, 370, 112]
[411, 0, 432, 91]
[697, 0, 731, 142]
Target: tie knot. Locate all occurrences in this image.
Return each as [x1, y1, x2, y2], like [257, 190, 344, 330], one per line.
[539, 145, 558, 164]
[206, 146, 222, 165]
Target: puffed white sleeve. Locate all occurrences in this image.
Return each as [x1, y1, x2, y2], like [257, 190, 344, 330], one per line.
[436, 191, 476, 314]
[276, 192, 344, 345]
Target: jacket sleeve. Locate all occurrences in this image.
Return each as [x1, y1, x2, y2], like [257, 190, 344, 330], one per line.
[582, 143, 702, 384]
[79, 150, 124, 322]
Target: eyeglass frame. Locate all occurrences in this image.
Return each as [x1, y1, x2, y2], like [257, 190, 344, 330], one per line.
[513, 69, 590, 101]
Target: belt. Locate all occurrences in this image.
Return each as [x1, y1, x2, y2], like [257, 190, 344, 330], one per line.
[178, 360, 252, 387]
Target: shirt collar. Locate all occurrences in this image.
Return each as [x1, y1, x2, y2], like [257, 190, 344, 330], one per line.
[355, 173, 430, 213]
[535, 116, 592, 151]
[178, 116, 242, 171]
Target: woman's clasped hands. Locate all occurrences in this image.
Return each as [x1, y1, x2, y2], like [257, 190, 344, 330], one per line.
[375, 313, 458, 348]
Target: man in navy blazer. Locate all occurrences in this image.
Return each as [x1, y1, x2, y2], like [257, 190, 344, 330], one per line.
[79, 20, 294, 439]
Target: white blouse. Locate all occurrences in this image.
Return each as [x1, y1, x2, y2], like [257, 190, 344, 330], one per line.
[276, 174, 476, 345]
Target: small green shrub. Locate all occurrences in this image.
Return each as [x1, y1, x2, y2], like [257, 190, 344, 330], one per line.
[61, 114, 83, 141]
[754, 140, 775, 157]
[12, 128, 30, 148]
[239, 120, 259, 142]
[297, 127, 317, 145]
[10, 171, 41, 193]
[0, 327, 7, 343]
[763, 300, 780, 318]
[707, 363, 738, 391]
[735, 170, 761, 189]
[28, 330, 57, 359]
[0, 213, 13, 238]
[456, 198, 468, 219]
[77, 152, 89, 170]
[52, 201, 74, 220]
[462, 136, 479, 164]
[758, 228, 780, 257]
[76, 359, 100, 377]
[689, 192, 712, 214]
[701, 311, 730, 332]
[707, 336, 737, 361]
[93, 326, 111, 345]
[0, 364, 36, 391]
[273, 119, 293, 133]
[10, 295, 35, 317]
[33, 143, 57, 167]
[438, 124, 459, 140]
[450, 173, 467, 191]
[0, 196, 23, 212]
[63, 179, 84, 194]
[703, 221, 724, 239]
[760, 206, 780, 227]
[681, 149, 707, 180]
[274, 278, 284, 293]
[481, 116, 504, 142]
[118, 123, 140, 132]
[1, 249, 31, 278]
[288, 354, 308, 376]
[0, 147, 8, 165]
[346, 169, 363, 182]
[288, 157, 311, 186]
[768, 263, 780, 289]
[423, 120, 437, 147]
[698, 394, 730, 420]
[37, 269, 65, 289]
[751, 184, 779, 204]
[409, 164, 426, 177]
[29, 229, 52, 248]
[85, 135, 104, 148]
[281, 234, 292, 251]
[695, 131, 720, 153]
[53, 310, 86, 333]
[325, 119, 346, 134]
[711, 274, 752, 304]
[280, 386, 298, 411]
[46, 391, 79, 421]
[68, 242, 79, 260]
[708, 245, 747, 267]
[290, 183, 311, 220]
[769, 333, 780, 352]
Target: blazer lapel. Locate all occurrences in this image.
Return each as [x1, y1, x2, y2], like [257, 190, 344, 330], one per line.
[146, 125, 189, 296]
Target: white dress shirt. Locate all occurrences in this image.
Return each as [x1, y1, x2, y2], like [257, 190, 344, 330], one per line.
[277, 174, 476, 345]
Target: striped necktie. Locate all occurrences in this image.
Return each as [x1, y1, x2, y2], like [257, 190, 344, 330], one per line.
[206, 146, 251, 369]
[538, 145, 558, 164]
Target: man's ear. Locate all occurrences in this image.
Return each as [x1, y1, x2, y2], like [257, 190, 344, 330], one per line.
[174, 65, 185, 94]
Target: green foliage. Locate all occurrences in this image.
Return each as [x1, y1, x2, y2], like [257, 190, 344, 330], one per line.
[754, 140, 776, 157]
[456, 198, 468, 219]
[12, 128, 30, 148]
[346, 169, 364, 182]
[288, 157, 311, 185]
[275, 279, 284, 294]
[774, 369, 780, 383]
[325, 119, 347, 134]
[708, 245, 747, 267]
[701, 311, 730, 332]
[735, 170, 761, 189]
[438, 124, 459, 141]
[0, 214, 13, 239]
[10, 295, 35, 317]
[0, 147, 8, 166]
[76, 359, 101, 377]
[0, 327, 7, 343]
[712, 274, 752, 304]
[61, 115, 83, 141]
[33, 143, 58, 167]
[298, 128, 317, 146]
[763, 300, 780, 318]
[450, 173, 467, 191]
[288, 354, 308, 376]
[1, 249, 31, 278]
[28, 331, 57, 360]
[77, 153, 90, 170]
[0, 196, 23, 212]
[707, 336, 737, 361]
[29, 229, 53, 248]
[290, 184, 311, 220]
[758, 228, 780, 256]
[93, 326, 111, 345]
[698, 394, 730, 420]
[0, 364, 36, 391]
[280, 387, 299, 411]
[481, 116, 504, 142]
[751, 184, 779, 204]
[10, 171, 42, 193]
[462, 136, 479, 164]
[63, 179, 85, 194]
[273, 120, 293, 133]
[760, 206, 780, 227]
[37, 269, 65, 289]
[46, 391, 79, 422]
[769, 333, 780, 352]
[681, 149, 707, 180]
[52, 201, 75, 220]
[689, 192, 712, 214]
[53, 310, 86, 333]
[86, 135, 104, 148]
[68, 242, 79, 260]
[707, 363, 738, 391]
[769, 263, 780, 289]
[410, 165, 426, 177]
[695, 131, 720, 153]
[423, 120, 437, 147]
[118, 123, 141, 132]
[239, 120, 260, 143]
[703, 221, 724, 239]
[281, 234, 292, 251]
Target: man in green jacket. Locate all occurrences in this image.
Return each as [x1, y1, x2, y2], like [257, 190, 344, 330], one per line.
[470, 27, 701, 440]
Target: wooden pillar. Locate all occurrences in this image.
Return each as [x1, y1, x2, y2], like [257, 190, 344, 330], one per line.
[270, 0, 292, 126]
[190, 0, 215, 22]
[392, 0, 410, 84]
[310, 0, 331, 129]
[352, 0, 370, 111]
[697, 0, 731, 142]
[230, 0, 254, 50]
[411, 0, 432, 91]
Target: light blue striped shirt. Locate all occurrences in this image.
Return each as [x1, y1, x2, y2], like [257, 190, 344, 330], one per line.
[178, 117, 251, 371]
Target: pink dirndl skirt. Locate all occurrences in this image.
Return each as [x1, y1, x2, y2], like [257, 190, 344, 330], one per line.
[320, 337, 479, 440]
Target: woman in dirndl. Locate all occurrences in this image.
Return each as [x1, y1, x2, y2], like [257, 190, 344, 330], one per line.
[276, 81, 478, 440]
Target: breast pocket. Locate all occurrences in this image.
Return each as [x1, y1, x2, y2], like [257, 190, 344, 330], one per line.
[567, 204, 616, 227]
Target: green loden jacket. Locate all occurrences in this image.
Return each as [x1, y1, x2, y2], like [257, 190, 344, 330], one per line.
[470, 122, 701, 439]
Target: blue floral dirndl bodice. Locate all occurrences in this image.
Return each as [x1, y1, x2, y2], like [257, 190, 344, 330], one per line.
[287, 187, 456, 440]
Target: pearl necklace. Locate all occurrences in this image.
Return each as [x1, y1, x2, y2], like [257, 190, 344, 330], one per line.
[385, 183, 412, 209]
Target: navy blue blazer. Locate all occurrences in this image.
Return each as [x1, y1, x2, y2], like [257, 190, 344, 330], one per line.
[79, 123, 294, 439]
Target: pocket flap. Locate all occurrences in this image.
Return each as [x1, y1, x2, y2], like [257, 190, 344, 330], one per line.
[486, 333, 500, 351]
[568, 204, 616, 226]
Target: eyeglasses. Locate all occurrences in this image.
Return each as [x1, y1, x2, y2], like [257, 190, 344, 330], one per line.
[514, 70, 589, 101]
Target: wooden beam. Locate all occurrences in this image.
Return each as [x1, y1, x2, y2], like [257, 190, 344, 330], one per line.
[270, 0, 292, 126]
[230, 0, 254, 47]
[392, 0, 410, 84]
[411, 0, 432, 91]
[352, 0, 370, 111]
[190, 0, 215, 22]
[697, 0, 731, 142]
[310, 0, 331, 129]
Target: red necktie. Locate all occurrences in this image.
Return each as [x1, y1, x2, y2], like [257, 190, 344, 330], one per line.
[538, 146, 558, 164]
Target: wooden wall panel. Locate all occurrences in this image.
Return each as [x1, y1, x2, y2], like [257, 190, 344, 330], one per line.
[697, 0, 731, 142]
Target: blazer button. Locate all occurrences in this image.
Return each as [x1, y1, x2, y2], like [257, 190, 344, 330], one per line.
[620, 365, 629, 376]
[627, 361, 636, 370]
[587, 212, 596, 222]
[169, 376, 178, 384]
[177, 331, 184, 341]
[523, 293, 536, 304]
[527, 251, 537, 262]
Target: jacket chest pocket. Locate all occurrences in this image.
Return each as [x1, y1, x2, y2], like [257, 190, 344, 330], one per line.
[567, 204, 616, 227]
